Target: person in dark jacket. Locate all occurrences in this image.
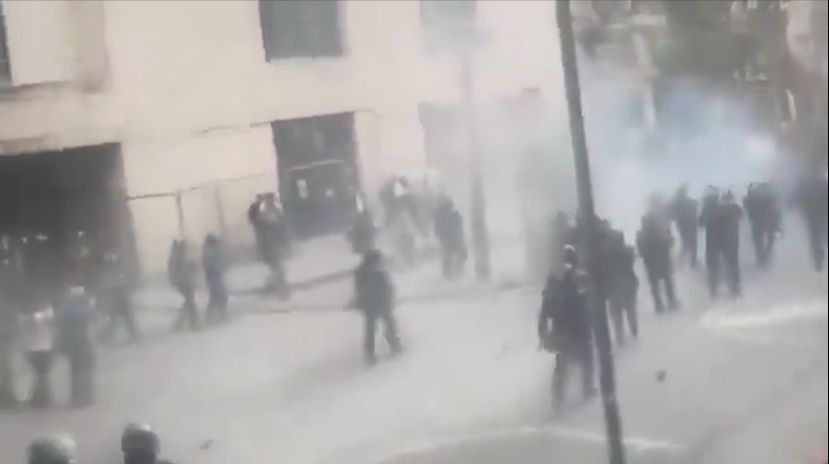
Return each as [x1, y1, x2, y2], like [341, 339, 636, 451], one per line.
[433, 197, 467, 279]
[202, 234, 229, 324]
[603, 229, 639, 345]
[671, 185, 699, 268]
[350, 250, 402, 365]
[56, 283, 96, 407]
[97, 252, 139, 344]
[249, 194, 291, 298]
[121, 422, 176, 464]
[636, 207, 678, 313]
[167, 239, 200, 332]
[744, 182, 781, 267]
[538, 245, 595, 408]
[700, 187, 725, 297]
[720, 190, 743, 297]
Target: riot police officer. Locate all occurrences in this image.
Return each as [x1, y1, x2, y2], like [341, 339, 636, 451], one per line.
[603, 229, 639, 345]
[538, 245, 595, 408]
[720, 190, 743, 297]
[671, 185, 699, 268]
[637, 206, 678, 313]
[744, 182, 781, 267]
[350, 250, 402, 365]
[433, 197, 467, 279]
[97, 252, 139, 343]
[202, 234, 229, 324]
[56, 283, 96, 407]
[167, 239, 200, 332]
[28, 435, 77, 464]
[121, 422, 175, 464]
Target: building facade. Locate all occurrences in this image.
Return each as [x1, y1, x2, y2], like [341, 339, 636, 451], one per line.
[0, 0, 562, 279]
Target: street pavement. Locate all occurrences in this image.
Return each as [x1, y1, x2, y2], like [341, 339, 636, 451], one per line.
[0, 222, 826, 464]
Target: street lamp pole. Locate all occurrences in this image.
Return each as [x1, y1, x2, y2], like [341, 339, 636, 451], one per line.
[461, 45, 491, 281]
[555, 2, 626, 464]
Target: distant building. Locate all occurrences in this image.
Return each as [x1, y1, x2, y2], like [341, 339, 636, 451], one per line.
[0, 0, 562, 281]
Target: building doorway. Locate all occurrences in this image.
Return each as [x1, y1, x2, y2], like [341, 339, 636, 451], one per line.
[272, 113, 359, 239]
[0, 144, 135, 300]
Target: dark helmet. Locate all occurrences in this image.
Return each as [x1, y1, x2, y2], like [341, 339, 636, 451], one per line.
[121, 422, 160, 457]
[562, 244, 578, 267]
[362, 249, 383, 268]
[28, 435, 77, 464]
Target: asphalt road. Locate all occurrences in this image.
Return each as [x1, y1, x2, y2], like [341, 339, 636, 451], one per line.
[1, 228, 826, 464]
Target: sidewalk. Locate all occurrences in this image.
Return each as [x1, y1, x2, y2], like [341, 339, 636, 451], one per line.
[129, 238, 528, 337]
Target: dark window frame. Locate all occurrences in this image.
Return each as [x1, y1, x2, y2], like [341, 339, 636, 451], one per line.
[258, 0, 344, 61]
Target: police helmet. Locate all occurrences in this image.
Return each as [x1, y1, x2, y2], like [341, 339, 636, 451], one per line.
[121, 422, 160, 456]
[28, 435, 77, 464]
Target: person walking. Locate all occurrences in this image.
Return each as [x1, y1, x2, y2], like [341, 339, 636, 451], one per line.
[349, 250, 402, 365]
[202, 234, 229, 324]
[56, 284, 96, 407]
[19, 299, 55, 408]
[167, 239, 200, 332]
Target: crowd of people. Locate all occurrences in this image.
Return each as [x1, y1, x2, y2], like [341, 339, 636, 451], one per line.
[538, 173, 827, 407]
[25, 422, 174, 464]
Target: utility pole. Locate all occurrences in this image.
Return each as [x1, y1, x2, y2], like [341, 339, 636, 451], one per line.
[556, 2, 626, 464]
[460, 45, 491, 281]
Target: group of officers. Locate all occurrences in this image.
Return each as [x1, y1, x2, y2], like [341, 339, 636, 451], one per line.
[24, 422, 174, 464]
[538, 173, 827, 407]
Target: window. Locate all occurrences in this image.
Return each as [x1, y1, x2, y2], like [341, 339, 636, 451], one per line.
[0, 1, 11, 80]
[259, 0, 343, 60]
[420, 0, 477, 52]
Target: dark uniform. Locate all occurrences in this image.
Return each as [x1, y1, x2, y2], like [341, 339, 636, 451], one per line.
[671, 186, 699, 268]
[603, 230, 639, 345]
[122, 422, 176, 464]
[249, 194, 291, 298]
[202, 234, 229, 324]
[700, 189, 725, 297]
[167, 240, 200, 332]
[56, 286, 96, 407]
[98, 253, 139, 343]
[538, 246, 595, 407]
[720, 191, 743, 297]
[433, 198, 467, 279]
[636, 211, 678, 313]
[351, 250, 402, 365]
[348, 209, 377, 255]
[743, 182, 781, 267]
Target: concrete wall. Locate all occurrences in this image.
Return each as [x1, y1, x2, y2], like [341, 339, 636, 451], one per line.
[0, 0, 563, 275]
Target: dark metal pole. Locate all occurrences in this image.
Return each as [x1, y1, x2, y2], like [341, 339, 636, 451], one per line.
[461, 52, 491, 281]
[555, 2, 626, 464]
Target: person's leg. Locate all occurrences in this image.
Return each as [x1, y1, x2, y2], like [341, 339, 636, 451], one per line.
[363, 315, 378, 364]
[579, 344, 596, 399]
[751, 224, 763, 266]
[647, 269, 664, 313]
[552, 350, 570, 406]
[688, 228, 698, 269]
[664, 271, 678, 310]
[706, 246, 720, 298]
[725, 246, 742, 297]
[625, 290, 639, 338]
[381, 311, 402, 353]
[184, 290, 200, 331]
[608, 298, 625, 346]
[29, 351, 52, 408]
